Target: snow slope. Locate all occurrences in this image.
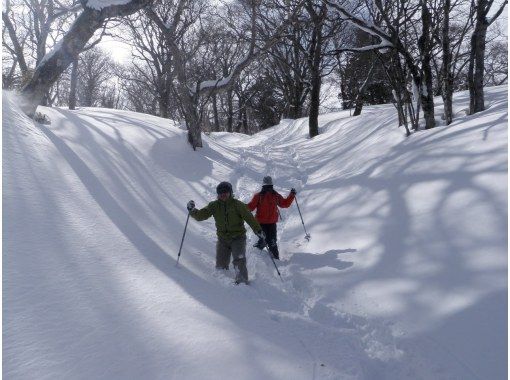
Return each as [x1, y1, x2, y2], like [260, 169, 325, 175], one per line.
[3, 86, 507, 379]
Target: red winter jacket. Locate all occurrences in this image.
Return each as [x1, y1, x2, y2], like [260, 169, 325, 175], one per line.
[247, 190, 295, 224]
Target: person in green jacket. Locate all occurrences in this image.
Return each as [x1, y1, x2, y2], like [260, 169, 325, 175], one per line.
[187, 181, 264, 285]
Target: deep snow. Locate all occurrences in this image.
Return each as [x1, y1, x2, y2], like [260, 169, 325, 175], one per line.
[3, 86, 507, 379]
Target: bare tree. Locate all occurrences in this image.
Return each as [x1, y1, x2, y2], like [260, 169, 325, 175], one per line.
[118, 63, 160, 115]
[483, 40, 508, 85]
[3, 0, 82, 103]
[100, 80, 123, 109]
[19, 0, 154, 116]
[76, 47, 115, 106]
[266, 22, 310, 119]
[200, 16, 249, 132]
[146, 0, 305, 149]
[468, 0, 507, 114]
[440, 0, 454, 124]
[428, 0, 479, 123]
[122, 5, 183, 119]
[2, 1, 30, 82]
[304, 0, 328, 138]
[143, 0, 212, 148]
[335, 27, 393, 117]
[68, 58, 79, 109]
[418, 0, 435, 129]
[327, 0, 440, 129]
[261, 0, 341, 137]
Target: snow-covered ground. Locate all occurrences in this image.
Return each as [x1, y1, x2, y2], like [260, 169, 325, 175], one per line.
[3, 86, 507, 379]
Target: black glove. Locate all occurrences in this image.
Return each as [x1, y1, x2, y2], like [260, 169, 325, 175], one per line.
[290, 188, 297, 195]
[187, 200, 195, 211]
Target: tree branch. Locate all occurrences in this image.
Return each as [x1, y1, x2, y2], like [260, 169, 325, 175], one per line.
[488, 0, 507, 25]
[2, 11, 29, 75]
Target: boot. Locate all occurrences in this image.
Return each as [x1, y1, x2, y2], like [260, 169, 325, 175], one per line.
[269, 242, 279, 260]
[253, 238, 265, 250]
[233, 261, 249, 284]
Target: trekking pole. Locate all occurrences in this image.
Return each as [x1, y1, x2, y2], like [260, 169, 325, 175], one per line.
[294, 195, 311, 241]
[264, 241, 284, 283]
[176, 212, 191, 266]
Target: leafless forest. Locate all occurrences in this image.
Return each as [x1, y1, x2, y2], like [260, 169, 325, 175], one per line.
[3, 0, 507, 148]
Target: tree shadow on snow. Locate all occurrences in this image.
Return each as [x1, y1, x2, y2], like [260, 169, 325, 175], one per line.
[284, 249, 356, 271]
[298, 88, 507, 358]
[35, 116, 314, 379]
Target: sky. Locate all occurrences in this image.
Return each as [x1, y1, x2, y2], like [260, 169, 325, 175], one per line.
[99, 36, 133, 64]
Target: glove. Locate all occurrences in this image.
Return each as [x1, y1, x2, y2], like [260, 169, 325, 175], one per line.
[290, 188, 297, 195]
[187, 200, 195, 211]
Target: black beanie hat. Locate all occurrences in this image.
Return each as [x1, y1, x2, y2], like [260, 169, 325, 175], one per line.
[216, 181, 233, 194]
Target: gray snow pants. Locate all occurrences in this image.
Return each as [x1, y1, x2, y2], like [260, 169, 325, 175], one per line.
[216, 235, 248, 283]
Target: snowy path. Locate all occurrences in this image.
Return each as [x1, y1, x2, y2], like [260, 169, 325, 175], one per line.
[200, 120, 440, 379]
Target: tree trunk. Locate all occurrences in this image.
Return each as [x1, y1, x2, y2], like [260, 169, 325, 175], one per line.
[242, 108, 248, 134]
[212, 94, 220, 132]
[468, 5, 488, 114]
[405, 96, 415, 134]
[339, 74, 349, 110]
[163, 36, 203, 147]
[419, 2, 435, 129]
[284, 89, 304, 119]
[383, 52, 411, 135]
[305, 1, 327, 138]
[226, 89, 234, 133]
[179, 94, 203, 150]
[83, 79, 94, 107]
[308, 69, 321, 138]
[308, 29, 323, 138]
[352, 60, 375, 116]
[69, 58, 79, 110]
[235, 95, 244, 133]
[158, 88, 169, 118]
[289, 82, 306, 119]
[442, 0, 453, 124]
[352, 99, 363, 116]
[282, 82, 294, 119]
[390, 83, 410, 136]
[184, 99, 203, 150]
[393, 91, 404, 125]
[288, 95, 299, 119]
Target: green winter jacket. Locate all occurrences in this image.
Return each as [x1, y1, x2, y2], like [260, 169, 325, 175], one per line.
[190, 196, 261, 240]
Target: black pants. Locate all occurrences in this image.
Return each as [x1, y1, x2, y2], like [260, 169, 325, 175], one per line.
[259, 223, 279, 259]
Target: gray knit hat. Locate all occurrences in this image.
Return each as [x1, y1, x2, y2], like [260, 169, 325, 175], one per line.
[262, 176, 273, 186]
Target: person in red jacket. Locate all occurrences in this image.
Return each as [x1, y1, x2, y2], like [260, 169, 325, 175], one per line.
[247, 176, 296, 260]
